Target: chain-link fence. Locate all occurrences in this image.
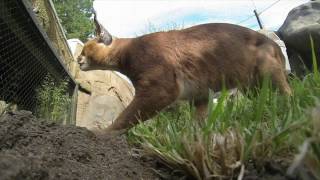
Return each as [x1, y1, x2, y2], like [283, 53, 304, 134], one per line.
[0, 0, 77, 124]
[31, 0, 78, 77]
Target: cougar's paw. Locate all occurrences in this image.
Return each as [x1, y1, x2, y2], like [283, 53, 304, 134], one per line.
[92, 128, 127, 140]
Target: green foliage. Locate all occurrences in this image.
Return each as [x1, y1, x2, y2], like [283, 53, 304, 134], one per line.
[52, 0, 93, 42]
[36, 75, 71, 124]
[128, 39, 320, 179]
[286, 37, 320, 179]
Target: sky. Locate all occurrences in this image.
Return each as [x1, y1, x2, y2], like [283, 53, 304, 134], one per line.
[93, 0, 309, 38]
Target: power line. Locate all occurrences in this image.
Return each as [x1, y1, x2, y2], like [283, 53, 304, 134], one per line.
[236, 14, 256, 25]
[236, 0, 281, 25]
[259, 0, 281, 15]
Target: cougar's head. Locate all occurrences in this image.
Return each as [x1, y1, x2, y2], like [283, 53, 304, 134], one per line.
[77, 10, 118, 71]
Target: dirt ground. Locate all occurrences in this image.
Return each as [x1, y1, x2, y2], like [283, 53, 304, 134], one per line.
[0, 111, 160, 180]
[0, 111, 303, 180]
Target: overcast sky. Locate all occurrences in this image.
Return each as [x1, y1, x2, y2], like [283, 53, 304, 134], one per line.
[93, 0, 308, 38]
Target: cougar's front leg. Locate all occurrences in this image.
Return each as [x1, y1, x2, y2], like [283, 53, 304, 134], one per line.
[194, 96, 209, 122]
[106, 83, 179, 131]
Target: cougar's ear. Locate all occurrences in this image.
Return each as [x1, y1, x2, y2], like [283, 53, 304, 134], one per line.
[93, 9, 112, 45]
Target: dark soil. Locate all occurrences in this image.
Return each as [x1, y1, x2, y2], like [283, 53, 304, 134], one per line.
[0, 111, 160, 180]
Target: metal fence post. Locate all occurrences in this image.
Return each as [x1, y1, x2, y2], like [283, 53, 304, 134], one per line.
[69, 84, 79, 125]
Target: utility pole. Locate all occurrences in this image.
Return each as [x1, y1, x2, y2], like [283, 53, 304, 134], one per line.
[254, 9, 263, 29]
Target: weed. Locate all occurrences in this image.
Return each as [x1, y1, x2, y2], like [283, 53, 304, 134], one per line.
[35, 74, 71, 124]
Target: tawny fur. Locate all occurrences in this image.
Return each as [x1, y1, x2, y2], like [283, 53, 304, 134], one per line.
[78, 23, 292, 132]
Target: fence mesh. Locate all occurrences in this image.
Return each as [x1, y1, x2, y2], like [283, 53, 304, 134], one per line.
[0, 0, 76, 124]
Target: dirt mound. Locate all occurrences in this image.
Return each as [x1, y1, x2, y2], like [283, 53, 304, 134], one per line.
[0, 111, 159, 180]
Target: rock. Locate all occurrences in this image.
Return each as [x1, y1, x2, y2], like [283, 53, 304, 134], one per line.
[76, 78, 92, 93]
[277, 1, 320, 76]
[75, 70, 134, 131]
[80, 95, 125, 130]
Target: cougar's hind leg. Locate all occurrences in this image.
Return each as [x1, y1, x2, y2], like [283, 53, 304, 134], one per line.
[257, 50, 292, 95]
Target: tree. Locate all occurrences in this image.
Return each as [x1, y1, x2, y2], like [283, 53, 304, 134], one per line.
[52, 0, 93, 42]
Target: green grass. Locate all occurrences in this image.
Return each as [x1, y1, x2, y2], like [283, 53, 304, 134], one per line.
[128, 38, 320, 179]
[36, 74, 71, 124]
